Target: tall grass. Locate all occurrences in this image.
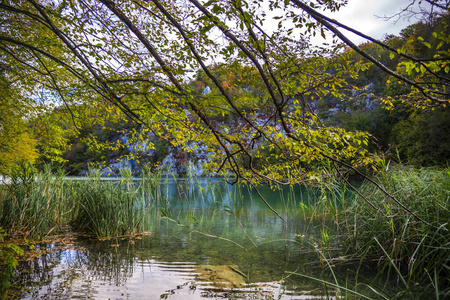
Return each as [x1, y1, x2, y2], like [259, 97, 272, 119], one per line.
[71, 169, 151, 237]
[0, 163, 154, 239]
[0, 163, 74, 239]
[339, 165, 450, 297]
[2, 162, 449, 297]
[294, 164, 450, 298]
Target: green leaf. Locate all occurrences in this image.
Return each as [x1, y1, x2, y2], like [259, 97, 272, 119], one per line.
[199, 24, 214, 35]
[212, 4, 221, 13]
[420, 64, 426, 74]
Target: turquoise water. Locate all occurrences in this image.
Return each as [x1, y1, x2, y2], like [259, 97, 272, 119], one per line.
[16, 178, 352, 299]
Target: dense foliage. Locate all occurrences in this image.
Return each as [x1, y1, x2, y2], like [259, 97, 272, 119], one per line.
[0, 1, 449, 297]
[0, 0, 448, 179]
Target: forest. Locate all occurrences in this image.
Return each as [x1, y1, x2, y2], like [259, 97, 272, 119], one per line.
[0, 0, 449, 298]
[0, 2, 449, 176]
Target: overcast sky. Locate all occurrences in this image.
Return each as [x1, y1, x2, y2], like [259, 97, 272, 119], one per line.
[322, 0, 424, 44]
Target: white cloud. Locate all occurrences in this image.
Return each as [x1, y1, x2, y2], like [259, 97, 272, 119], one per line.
[322, 0, 421, 44]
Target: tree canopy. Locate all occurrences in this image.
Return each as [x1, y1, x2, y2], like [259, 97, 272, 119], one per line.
[0, 0, 449, 182]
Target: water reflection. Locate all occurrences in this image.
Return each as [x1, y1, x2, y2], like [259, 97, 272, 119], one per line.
[17, 178, 334, 299]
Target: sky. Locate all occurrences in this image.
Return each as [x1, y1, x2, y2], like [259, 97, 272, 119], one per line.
[322, 0, 426, 45]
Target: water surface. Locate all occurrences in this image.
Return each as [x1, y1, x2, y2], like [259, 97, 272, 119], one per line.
[16, 178, 347, 299]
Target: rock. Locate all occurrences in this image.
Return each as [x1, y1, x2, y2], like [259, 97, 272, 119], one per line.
[195, 264, 247, 288]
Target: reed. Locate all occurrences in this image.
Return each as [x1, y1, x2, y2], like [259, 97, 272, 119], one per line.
[339, 165, 450, 297]
[0, 163, 155, 239]
[294, 164, 450, 298]
[71, 168, 151, 238]
[3, 161, 448, 297]
[0, 162, 74, 239]
[276, 161, 450, 298]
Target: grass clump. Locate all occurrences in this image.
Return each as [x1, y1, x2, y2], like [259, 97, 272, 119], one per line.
[290, 164, 450, 298]
[72, 169, 151, 237]
[0, 162, 74, 239]
[0, 164, 153, 239]
[339, 165, 450, 297]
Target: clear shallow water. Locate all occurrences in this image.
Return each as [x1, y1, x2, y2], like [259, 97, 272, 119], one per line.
[16, 178, 347, 299]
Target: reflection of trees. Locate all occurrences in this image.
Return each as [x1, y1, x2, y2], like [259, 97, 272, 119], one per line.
[15, 224, 327, 298]
[16, 246, 88, 298]
[158, 180, 321, 243]
[159, 179, 318, 216]
[162, 178, 231, 208]
[16, 241, 137, 298]
[15, 181, 328, 298]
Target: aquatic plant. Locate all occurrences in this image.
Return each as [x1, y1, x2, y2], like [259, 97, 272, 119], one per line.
[0, 163, 154, 239]
[0, 162, 74, 239]
[2, 160, 449, 298]
[339, 165, 450, 297]
[72, 168, 151, 238]
[293, 165, 450, 298]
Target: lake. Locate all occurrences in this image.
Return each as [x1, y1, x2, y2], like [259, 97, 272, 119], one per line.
[14, 178, 366, 299]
